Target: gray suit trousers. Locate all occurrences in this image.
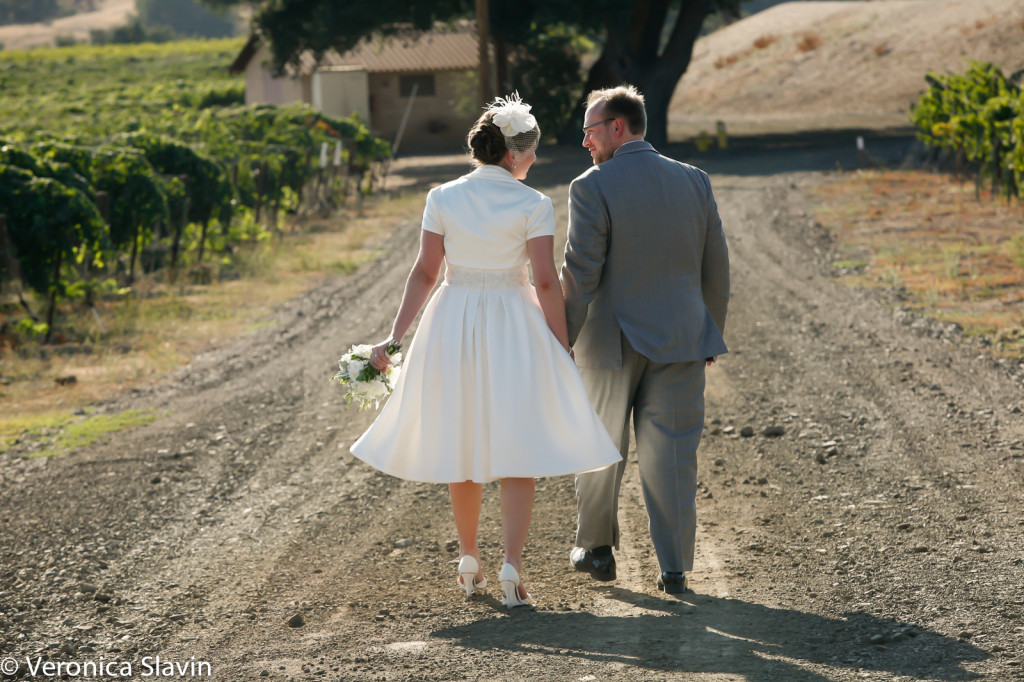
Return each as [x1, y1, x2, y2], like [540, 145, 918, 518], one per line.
[574, 335, 705, 573]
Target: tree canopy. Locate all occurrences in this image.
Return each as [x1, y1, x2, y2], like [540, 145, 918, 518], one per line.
[0, 0, 64, 26]
[136, 0, 238, 39]
[203, 0, 745, 146]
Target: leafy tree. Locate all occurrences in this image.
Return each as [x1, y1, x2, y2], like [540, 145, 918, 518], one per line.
[115, 132, 235, 267]
[86, 149, 169, 283]
[505, 24, 594, 139]
[90, 16, 176, 45]
[200, 0, 746, 146]
[34, 144, 168, 268]
[4, 143, 93, 198]
[0, 165, 108, 342]
[136, 0, 237, 39]
[201, 0, 468, 71]
[1008, 95, 1024, 204]
[0, 0, 64, 26]
[911, 62, 1022, 200]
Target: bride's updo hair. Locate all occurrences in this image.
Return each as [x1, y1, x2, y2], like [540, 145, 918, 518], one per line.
[467, 112, 507, 166]
[467, 110, 541, 167]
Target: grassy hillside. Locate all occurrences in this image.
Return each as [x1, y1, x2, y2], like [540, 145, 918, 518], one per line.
[0, 38, 245, 141]
[0, 0, 133, 50]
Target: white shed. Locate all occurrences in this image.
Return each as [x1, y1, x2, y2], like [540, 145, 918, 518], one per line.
[229, 26, 483, 151]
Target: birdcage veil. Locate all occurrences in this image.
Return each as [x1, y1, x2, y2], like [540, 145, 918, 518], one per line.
[484, 92, 540, 154]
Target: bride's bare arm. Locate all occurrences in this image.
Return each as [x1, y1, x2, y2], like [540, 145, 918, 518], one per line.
[527, 235, 570, 352]
[369, 230, 444, 369]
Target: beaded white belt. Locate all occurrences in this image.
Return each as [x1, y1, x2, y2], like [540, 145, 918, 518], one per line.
[444, 265, 529, 290]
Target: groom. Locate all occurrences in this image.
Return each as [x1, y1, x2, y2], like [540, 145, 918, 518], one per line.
[561, 85, 729, 594]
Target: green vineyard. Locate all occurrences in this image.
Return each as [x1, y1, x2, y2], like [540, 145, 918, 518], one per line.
[0, 39, 390, 341]
[910, 60, 1024, 203]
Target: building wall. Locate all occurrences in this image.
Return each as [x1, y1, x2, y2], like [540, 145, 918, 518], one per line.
[244, 44, 307, 107]
[241, 46, 477, 152]
[313, 68, 370, 123]
[368, 69, 478, 152]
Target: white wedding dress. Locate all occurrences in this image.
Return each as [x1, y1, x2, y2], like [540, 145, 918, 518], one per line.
[350, 164, 621, 483]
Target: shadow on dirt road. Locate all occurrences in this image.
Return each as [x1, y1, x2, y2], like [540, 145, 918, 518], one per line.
[435, 590, 986, 680]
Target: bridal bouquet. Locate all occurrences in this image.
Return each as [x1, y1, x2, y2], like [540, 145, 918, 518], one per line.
[330, 342, 402, 410]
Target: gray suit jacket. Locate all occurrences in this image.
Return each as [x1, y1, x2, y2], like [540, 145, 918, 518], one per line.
[561, 141, 729, 369]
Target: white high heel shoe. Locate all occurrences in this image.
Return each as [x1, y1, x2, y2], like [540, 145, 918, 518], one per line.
[458, 555, 487, 597]
[498, 563, 532, 608]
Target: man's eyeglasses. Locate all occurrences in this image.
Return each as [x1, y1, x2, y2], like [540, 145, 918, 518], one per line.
[582, 118, 615, 136]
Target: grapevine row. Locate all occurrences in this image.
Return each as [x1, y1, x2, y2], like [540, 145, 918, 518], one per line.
[1, 103, 390, 343]
[910, 60, 1024, 202]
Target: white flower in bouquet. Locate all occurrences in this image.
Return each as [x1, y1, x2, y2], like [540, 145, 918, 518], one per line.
[347, 359, 366, 379]
[364, 379, 389, 401]
[330, 341, 403, 410]
[384, 361, 401, 386]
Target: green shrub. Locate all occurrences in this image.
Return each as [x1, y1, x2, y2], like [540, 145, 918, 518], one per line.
[911, 61, 1023, 202]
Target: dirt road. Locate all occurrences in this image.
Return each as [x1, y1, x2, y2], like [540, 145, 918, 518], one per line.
[2, 137, 1023, 681]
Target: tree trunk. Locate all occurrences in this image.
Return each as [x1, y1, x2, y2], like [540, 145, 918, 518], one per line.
[558, 0, 713, 148]
[254, 161, 267, 223]
[128, 220, 140, 285]
[271, 175, 284, 228]
[198, 217, 210, 263]
[0, 214, 7, 294]
[475, 0, 492, 106]
[301, 149, 312, 210]
[494, 33, 510, 94]
[19, 291, 37, 321]
[44, 247, 63, 344]
[171, 192, 190, 272]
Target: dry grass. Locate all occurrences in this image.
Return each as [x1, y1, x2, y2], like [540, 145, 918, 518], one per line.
[0, 191, 425, 422]
[962, 17, 995, 35]
[0, 408, 163, 458]
[715, 34, 780, 69]
[795, 32, 825, 52]
[714, 53, 741, 69]
[811, 170, 1024, 356]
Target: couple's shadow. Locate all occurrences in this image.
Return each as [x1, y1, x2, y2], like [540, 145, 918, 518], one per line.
[432, 586, 986, 680]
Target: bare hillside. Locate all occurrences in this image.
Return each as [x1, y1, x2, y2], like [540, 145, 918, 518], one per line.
[0, 0, 133, 49]
[670, 0, 1024, 136]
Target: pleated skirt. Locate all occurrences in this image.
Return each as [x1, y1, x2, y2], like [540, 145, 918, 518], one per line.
[349, 265, 621, 483]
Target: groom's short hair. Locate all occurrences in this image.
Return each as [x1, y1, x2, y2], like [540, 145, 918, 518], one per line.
[586, 85, 647, 136]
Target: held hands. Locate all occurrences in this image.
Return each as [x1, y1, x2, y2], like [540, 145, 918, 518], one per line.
[706, 356, 717, 367]
[369, 339, 400, 370]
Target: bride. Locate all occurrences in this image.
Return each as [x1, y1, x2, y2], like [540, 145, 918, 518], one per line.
[350, 94, 620, 608]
